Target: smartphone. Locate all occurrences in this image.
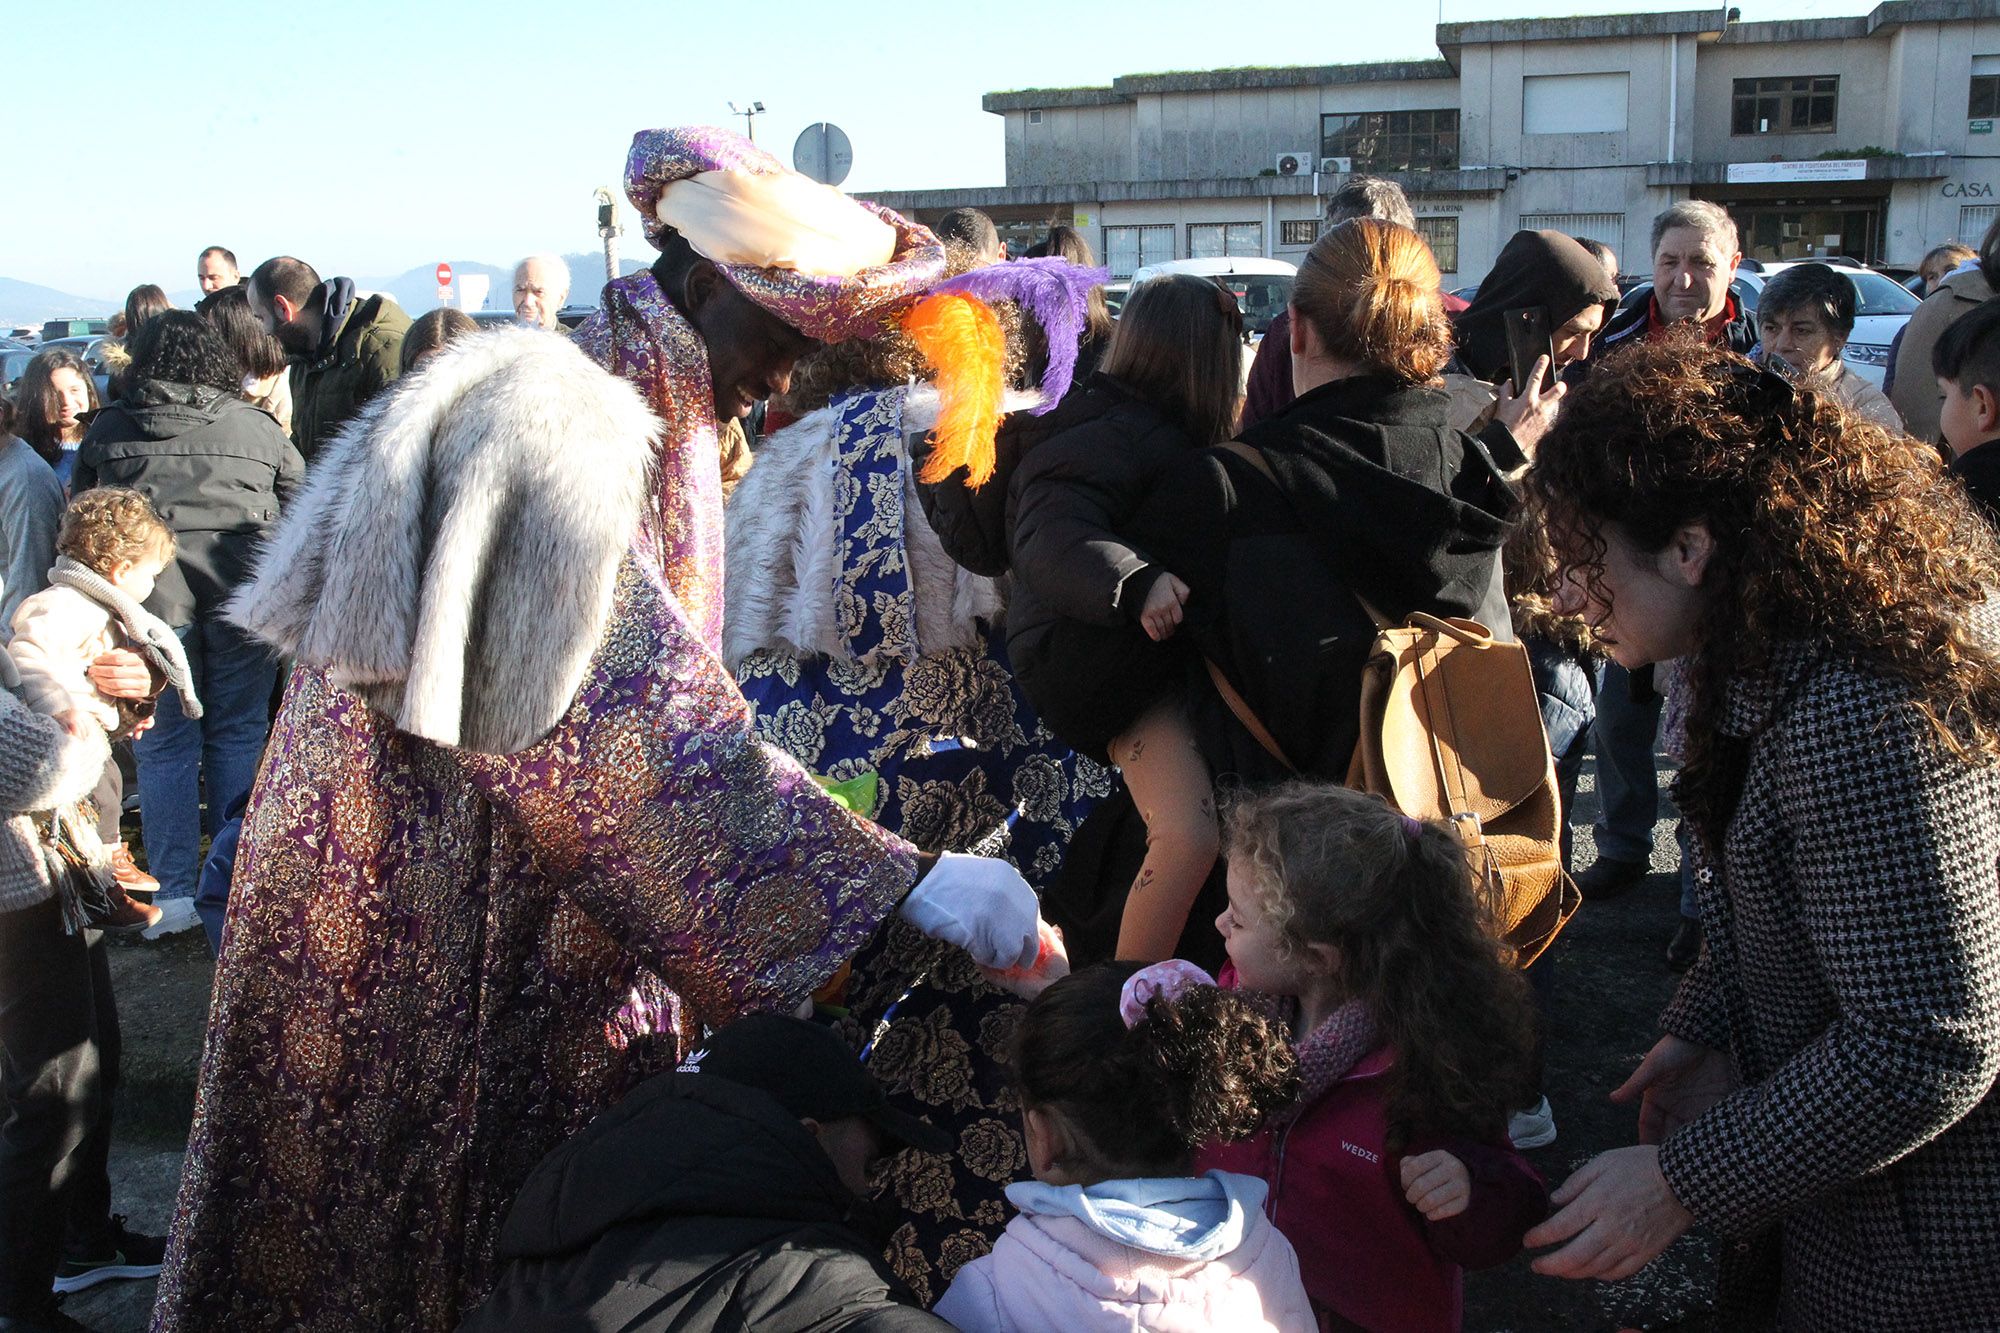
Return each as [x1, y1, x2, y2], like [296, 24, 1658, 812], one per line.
[1503, 306, 1554, 395]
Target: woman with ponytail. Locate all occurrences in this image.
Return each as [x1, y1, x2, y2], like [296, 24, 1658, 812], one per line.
[1126, 218, 1554, 785]
[935, 959, 1314, 1332]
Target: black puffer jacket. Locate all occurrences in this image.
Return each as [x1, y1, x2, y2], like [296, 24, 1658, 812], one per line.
[75, 378, 305, 627]
[1128, 375, 1519, 783]
[459, 1072, 949, 1333]
[1002, 374, 1199, 759]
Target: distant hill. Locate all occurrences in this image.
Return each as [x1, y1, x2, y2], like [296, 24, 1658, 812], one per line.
[0, 277, 117, 329]
[2, 251, 647, 329]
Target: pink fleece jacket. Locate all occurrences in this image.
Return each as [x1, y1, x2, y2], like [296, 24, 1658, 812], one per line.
[1199, 1048, 1548, 1333]
[934, 1172, 1315, 1332]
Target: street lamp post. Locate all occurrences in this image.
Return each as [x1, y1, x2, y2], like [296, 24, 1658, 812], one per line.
[727, 100, 766, 143]
[595, 187, 621, 286]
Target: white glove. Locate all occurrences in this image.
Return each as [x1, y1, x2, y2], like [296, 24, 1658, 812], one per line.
[898, 852, 1040, 972]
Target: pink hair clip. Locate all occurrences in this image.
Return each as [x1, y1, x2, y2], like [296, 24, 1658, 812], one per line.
[1118, 960, 1216, 1029]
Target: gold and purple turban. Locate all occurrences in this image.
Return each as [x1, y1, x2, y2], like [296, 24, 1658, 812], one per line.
[624, 125, 945, 343]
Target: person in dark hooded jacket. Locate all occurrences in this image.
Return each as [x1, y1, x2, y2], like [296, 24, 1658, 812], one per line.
[1444, 229, 1620, 431]
[1126, 218, 1557, 788]
[460, 1014, 955, 1333]
[73, 310, 303, 927]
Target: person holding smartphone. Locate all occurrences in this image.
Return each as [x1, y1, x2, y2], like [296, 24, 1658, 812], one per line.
[1444, 229, 1621, 434]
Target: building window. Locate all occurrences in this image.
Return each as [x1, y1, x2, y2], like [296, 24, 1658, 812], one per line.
[1104, 224, 1175, 279]
[1414, 216, 1459, 274]
[1188, 222, 1264, 259]
[1731, 76, 1838, 135]
[1319, 109, 1459, 173]
[1972, 57, 2000, 118]
[1028, 109, 1043, 125]
[1963, 204, 1998, 246]
[1279, 219, 1318, 247]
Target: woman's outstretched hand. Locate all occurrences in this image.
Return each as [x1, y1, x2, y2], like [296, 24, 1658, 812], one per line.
[1613, 1035, 1738, 1145]
[1525, 1145, 1693, 1280]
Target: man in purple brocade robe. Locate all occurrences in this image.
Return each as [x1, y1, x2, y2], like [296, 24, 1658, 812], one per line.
[150, 131, 1037, 1333]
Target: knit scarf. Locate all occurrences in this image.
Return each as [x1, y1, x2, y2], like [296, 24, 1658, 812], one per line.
[49, 557, 203, 720]
[1282, 998, 1379, 1122]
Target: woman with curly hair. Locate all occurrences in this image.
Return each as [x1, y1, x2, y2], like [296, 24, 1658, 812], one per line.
[75, 309, 304, 936]
[1195, 782, 1547, 1333]
[936, 959, 1314, 1331]
[1524, 335, 2000, 1329]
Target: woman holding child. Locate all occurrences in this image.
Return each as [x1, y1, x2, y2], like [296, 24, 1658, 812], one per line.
[1127, 217, 1555, 786]
[1525, 336, 2000, 1328]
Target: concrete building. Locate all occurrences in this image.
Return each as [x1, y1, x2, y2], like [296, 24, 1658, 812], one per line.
[865, 2, 2000, 283]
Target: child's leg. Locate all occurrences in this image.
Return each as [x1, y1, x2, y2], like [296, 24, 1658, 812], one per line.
[1108, 697, 1219, 962]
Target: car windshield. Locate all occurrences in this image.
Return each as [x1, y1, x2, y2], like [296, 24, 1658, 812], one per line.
[1845, 271, 1920, 317]
[1214, 274, 1294, 336]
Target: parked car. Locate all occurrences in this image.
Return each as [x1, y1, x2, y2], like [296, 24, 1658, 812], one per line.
[467, 310, 520, 330]
[1614, 259, 1916, 386]
[40, 317, 108, 342]
[1129, 257, 1297, 338]
[1, 347, 38, 394]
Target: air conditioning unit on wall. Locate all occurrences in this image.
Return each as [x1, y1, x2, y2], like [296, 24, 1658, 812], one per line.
[1319, 156, 1353, 174]
[1275, 152, 1313, 176]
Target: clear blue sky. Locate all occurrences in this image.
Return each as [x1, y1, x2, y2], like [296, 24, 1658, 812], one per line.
[6, 0, 1861, 298]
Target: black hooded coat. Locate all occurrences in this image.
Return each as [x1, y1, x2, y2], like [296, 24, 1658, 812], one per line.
[1124, 374, 1522, 785]
[1451, 230, 1620, 386]
[458, 1073, 949, 1332]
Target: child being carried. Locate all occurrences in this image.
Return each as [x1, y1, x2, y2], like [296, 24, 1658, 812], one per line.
[10, 488, 202, 933]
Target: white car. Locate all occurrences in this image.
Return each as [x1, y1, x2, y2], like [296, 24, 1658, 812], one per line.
[1128, 257, 1297, 340]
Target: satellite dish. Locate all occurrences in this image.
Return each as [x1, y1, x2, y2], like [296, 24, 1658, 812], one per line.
[793, 122, 854, 187]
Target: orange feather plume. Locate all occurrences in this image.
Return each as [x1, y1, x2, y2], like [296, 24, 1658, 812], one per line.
[903, 291, 1007, 488]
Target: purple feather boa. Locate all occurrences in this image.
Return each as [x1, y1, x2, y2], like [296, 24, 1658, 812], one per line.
[934, 257, 1109, 414]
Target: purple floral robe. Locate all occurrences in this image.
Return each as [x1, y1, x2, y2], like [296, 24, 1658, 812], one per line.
[151, 555, 917, 1332]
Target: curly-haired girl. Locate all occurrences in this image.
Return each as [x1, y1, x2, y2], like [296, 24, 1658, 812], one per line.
[1523, 334, 2000, 1329]
[1196, 781, 1548, 1333]
[934, 960, 1314, 1332]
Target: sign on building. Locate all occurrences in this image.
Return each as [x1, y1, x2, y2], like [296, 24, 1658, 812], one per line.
[1724, 160, 1868, 184]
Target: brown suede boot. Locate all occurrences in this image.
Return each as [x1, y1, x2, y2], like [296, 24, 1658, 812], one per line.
[110, 843, 159, 900]
[85, 880, 162, 936]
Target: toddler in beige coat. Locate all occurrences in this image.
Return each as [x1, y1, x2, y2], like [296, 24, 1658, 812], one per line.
[8, 489, 202, 931]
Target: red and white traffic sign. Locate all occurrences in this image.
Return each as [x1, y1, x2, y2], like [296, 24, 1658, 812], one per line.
[435, 262, 453, 286]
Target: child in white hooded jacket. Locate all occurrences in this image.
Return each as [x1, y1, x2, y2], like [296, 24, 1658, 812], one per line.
[936, 960, 1314, 1333]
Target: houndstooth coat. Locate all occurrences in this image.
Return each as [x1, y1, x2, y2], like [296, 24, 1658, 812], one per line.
[1656, 638, 2000, 1329]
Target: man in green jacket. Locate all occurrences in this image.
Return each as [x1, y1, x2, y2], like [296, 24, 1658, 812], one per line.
[247, 256, 411, 459]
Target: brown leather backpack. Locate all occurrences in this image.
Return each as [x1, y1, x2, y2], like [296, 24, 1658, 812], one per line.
[1206, 443, 1580, 965]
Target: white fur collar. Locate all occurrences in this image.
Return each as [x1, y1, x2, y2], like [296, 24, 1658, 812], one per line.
[230, 326, 660, 754]
[721, 384, 1021, 672]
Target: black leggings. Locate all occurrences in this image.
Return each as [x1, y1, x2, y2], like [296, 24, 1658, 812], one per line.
[0, 897, 119, 1314]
